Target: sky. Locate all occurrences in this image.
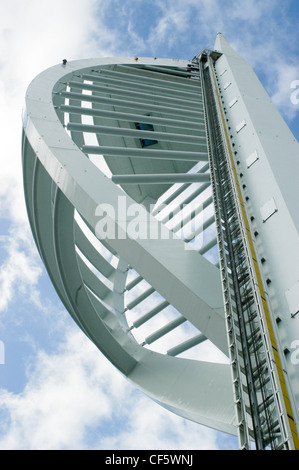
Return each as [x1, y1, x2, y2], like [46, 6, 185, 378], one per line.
[0, 0, 298, 451]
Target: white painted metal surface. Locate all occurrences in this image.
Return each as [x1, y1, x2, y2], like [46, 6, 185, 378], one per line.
[214, 33, 299, 446]
[22, 55, 236, 436]
[22, 35, 299, 446]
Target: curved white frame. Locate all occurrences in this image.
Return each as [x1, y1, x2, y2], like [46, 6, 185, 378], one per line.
[22, 56, 236, 435]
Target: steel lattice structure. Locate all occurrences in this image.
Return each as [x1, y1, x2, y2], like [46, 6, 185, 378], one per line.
[22, 34, 299, 450]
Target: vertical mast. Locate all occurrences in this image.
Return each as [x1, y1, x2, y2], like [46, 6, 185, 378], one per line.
[198, 46, 298, 450]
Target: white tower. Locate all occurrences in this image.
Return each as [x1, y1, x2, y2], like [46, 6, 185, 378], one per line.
[22, 34, 299, 450]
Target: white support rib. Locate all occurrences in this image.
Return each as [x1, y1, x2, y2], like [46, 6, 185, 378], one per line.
[167, 333, 207, 356]
[80, 73, 202, 101]
[183, 213, 216, 243]
[67, 80, 202, 108]
[95, 66, 202, 92]
[58, 91, 204, 118]
[144, 315, 187, 345]
[126, 286, 155, 311]
[77, 257, 111, 300]
[171, 195, 214, 233]
[132, 300, 169, 329]
[198, 235, 218, 255]
[83, 146, 208, 162]
[120, 64, 198, 82]
[111, 173, 211, 185]
[67, 122, 205, 145]
[126, 274, 143, 291]
[74, 222, 115, 278]
[159, 183, 211, 224]
[152, 163, 210, 216]
[59, 104, 205, 131]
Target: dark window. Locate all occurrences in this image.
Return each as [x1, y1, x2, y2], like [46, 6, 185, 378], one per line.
[135, 122, 158, 147]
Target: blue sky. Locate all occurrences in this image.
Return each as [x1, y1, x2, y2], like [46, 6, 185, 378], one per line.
[0, 0, 298, 450]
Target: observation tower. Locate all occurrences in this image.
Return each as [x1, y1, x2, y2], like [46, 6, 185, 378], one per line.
[22, 33, 299, 450]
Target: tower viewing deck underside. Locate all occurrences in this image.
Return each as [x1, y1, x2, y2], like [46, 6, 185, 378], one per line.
[22, 33, 299, 450]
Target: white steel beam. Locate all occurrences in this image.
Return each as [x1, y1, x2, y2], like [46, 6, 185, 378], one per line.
[57, 90, 203, 118]
[111, 173, 210, 184]
[59, 104, 205, 131]
[67, 122, 205, 145]
[83, 145, 208, 161]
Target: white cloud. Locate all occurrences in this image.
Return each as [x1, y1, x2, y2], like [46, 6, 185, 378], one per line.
[0, 0, 123, 313]
[0, 0, 123, 226]
[99, 393, 220, 450]
[269, 63, 299, 120]
[0, 226, 42, 313]
[227, 0, 280, 21]
[0, 326, 224, 450]
[147, 3, 189, 50]
[0, 328, 121, 449]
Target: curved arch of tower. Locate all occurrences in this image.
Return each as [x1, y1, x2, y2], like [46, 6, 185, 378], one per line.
[22, 34, 299, 450]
